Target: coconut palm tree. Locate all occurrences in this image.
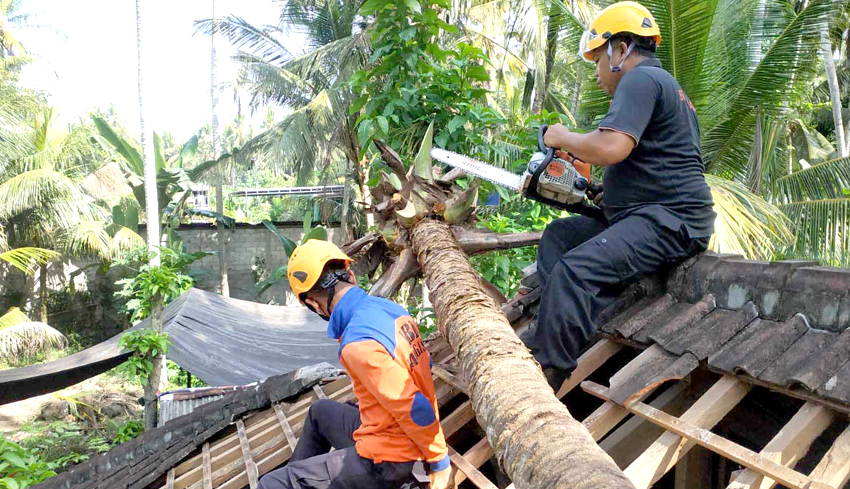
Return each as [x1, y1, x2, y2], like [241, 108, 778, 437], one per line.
[194, 0, 370, 223]
[135, 0, 165, 429]
[209, 0, 229, 297]
[0, 107, 139, 323]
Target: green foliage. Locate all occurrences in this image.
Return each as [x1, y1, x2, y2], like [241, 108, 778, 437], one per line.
[255, 214, 329, 297]
[0, 437, 57, 488]
[350, 0, 504, 160]
[112, 420, 144, 445]
[113, 247, 199, 322]
[166, 360, 207, 390]
[118, 330, 172, 384]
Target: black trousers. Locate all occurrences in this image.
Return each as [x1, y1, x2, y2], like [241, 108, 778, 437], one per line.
[525, 208, 709, 389]
[257, 399, 421, 489]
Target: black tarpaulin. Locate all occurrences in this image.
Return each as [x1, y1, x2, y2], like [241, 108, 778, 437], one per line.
[0, 288, 340, 404]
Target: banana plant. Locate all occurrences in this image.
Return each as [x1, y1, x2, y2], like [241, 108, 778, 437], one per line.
[255, 213, 328, 297]
[91, 116, 236, 234]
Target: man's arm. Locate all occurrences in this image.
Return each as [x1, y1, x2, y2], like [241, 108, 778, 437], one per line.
[544, 69, 660, 167]
[341, 340, 450, 473]
[544, 127, 635, 167]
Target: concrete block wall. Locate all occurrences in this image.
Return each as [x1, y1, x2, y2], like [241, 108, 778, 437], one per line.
[176, 223, 343, 306]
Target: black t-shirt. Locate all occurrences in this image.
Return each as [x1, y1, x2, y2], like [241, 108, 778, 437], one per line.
[598, 58, 716, 238]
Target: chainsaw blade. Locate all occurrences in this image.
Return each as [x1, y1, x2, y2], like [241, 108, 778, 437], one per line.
[430, 148, 522, 191]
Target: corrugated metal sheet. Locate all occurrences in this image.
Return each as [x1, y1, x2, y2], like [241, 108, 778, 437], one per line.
[158, 385, 253, 425]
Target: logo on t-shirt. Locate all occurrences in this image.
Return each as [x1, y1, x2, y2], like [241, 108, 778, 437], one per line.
[679, 89, 696, 112]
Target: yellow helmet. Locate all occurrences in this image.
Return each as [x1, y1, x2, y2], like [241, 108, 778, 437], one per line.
[580, 1, 662, 62]
[287, 239, 352, 303]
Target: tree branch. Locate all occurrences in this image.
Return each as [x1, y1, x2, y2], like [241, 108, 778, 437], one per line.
[368, 247, 419, 298]
[341, 232, 379, 256]
[373, 139, 409, 188]
[452, 227, 543, 255]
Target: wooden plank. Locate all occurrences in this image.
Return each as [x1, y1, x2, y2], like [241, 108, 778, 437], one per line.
[172, 381, 353, 483]
[808, 424, 850, 488]
[432, 365, 467, 394]
[441, 400, 476, 437]
[173, 387, 357, 489]
[313, 384, 329, 399]
[600, 382, 687, 468]
[727, 402, 833, 489]
[236, 419, 259, 489]
[454, 438, 495, 486]
[583, 400, 630, 441]
[611, 375, 751, 489]
[556, 338, 622, 398]
[583, 381, 817, 489]
[166, 469, 175, 489]
[581, 342, 664, 441]
[274, 403, 299, 452]
[202, 443, 212, 489]
[448, 446, 498, 489]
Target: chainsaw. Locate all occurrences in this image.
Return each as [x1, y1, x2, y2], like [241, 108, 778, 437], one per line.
[430, 125, 606, 221]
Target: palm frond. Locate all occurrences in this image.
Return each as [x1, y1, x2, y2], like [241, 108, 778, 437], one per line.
[195, 16, 291, 64]
[776, 156, 850, 202]
[706, 174, 794, 260]
[0, 247, 59, 275]
[638, 0, 721, 103]
[780, 198, 850, 266]
[0, 168, 90, 223]
[0, 307, 30, 330]
[702, 0, 838, 176]
[0, 320, 67, 360]
[59, 221, 113, 261]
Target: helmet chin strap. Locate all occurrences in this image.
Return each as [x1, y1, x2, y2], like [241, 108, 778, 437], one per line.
[608, 41, 635, 73]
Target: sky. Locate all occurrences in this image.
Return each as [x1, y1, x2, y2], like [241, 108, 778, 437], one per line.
[19, 0, 289, 140]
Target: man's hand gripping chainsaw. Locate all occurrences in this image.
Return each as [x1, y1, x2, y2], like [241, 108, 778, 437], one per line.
[430, 125, 605, 221]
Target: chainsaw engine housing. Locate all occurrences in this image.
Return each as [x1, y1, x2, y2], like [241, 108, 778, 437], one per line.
[521, 151, 589, 206]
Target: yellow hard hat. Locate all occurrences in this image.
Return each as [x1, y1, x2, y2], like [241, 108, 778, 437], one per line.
[287, 239, 352, 303]
[580, 1, 662, 61]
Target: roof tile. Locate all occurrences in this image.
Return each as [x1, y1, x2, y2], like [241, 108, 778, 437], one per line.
[708, 314, 809, 377]
[609, 345, 698, 405]
[647, 294, 717, 347]
[663, 302, 758, 360]
[613, 293, 677, 338]
[761, 328, 848, 391]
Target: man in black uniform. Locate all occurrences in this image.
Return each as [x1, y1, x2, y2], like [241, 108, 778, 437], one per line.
[523, 1, 716, 390]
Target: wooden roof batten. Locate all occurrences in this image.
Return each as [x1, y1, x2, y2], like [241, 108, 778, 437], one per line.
[34, 253, 850, 489]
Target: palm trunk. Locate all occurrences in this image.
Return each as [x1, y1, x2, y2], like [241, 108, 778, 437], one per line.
[136, 0, 160, 267]
[532, 6, 559, 114]
[822, 35, 847, 157]
[211, 1, 229, 297]
[410, 219, 634, 489]
[38, 263, 48, 323]
[340, 173, 351, 242]
[143, 295, 166, 430]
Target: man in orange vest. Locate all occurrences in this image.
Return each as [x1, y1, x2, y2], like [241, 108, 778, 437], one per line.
[257, 240, 452, 489]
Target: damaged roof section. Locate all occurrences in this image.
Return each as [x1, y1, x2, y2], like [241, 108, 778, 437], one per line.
[506, 253, 850, 411]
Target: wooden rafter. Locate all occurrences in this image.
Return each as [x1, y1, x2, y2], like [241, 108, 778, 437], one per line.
[727, 402, 833, 489]
[152, 332, 850, 489]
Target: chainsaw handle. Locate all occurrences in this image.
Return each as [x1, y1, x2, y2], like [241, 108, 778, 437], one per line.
[538, 125, 555, 163]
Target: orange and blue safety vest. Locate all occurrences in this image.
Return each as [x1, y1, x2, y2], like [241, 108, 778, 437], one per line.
[328, 287, 450, 472]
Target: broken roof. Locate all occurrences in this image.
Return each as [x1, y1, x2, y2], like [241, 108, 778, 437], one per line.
[31, 253, 850, 489]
